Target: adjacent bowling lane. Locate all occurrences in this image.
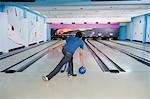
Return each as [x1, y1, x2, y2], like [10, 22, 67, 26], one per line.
[98, 40, 150, 66]
[89, 40, 150, 72]
[110, 40, 150, 53]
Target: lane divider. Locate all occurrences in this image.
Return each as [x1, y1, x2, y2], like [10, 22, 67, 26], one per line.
[84, 40, 109, 72]
[88, 40, 125, 72]
[85, 39, 120, 73]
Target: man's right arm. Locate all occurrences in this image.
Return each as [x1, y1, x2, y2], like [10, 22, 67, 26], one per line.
[79, 48, 84, 66]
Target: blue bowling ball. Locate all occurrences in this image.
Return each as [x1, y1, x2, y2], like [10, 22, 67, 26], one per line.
[79, 66, 86, 74]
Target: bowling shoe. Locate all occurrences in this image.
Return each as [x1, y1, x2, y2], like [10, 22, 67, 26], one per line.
[42, 76, 49, 81]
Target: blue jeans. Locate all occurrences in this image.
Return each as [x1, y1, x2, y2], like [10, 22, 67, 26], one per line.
[46, 48, 73, 80]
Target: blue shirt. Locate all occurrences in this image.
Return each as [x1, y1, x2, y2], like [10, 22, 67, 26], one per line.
[63, 36, 84, 53]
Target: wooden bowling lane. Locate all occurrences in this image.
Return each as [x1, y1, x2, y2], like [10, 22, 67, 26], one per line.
[0, 40, 149, 99]
[21, 42, 101, 76]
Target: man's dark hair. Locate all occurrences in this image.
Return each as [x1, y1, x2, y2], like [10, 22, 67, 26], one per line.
[75, 31, 82, 38]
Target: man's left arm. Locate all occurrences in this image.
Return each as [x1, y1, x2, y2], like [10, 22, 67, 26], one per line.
[48, 40, 66, 51]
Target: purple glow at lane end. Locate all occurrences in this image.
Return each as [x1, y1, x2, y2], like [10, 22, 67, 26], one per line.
[49, 23, 120, 29]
